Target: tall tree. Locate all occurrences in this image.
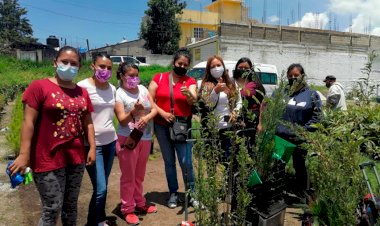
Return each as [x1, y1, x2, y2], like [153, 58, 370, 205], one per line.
[140, 0, 186, 54]
[0, 0, 35, 53]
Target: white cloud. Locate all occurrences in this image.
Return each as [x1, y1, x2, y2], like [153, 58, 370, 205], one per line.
[329, 0, 380, 35]
[268, 15, 279, 23]
[290, 12, 329, 30]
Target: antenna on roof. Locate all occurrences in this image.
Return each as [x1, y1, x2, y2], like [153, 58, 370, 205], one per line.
[297, 0, 301, 27]
[262, 0, 267, 23]
[349, 14, 353, 33]
[328, 12, 332, 30]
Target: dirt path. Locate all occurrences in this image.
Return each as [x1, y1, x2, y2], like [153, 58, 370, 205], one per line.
[0, 102, 303, 226]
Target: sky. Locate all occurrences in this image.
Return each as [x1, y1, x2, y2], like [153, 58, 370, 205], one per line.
[18, 0, 379, 50]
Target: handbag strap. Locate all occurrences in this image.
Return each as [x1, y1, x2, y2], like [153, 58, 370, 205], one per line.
[169, 72, 175, 115]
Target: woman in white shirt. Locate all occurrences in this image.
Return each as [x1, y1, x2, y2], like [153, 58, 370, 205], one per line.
[199, 55, 242, 160]
[77, 53, 117, 226]
[114, 63, 157, 225]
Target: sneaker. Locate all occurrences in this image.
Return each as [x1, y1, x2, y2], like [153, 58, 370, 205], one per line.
[136, 204, 157, 214]
[189, 197, 198, 207]
[98, 221, 109, 226]
[168, 192, 179, 209]
[125, 213, 140, 225]
[189, 197, 205, 210]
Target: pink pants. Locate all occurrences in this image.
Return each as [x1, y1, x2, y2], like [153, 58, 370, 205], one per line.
[116, 135, 151, 214]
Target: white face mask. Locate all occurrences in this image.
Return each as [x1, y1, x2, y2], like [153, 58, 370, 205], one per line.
[210, 66, 224, 79]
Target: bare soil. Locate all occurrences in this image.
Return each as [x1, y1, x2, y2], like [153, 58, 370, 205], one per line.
[0, 102, 303, 226]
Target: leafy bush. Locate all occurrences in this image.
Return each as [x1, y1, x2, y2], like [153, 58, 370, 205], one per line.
[299, 106, 379, 225]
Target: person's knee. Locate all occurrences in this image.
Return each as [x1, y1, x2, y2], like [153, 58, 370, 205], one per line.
[96, 186, 107, 200]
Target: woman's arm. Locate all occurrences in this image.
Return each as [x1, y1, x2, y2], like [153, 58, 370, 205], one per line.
[114, 101, 136, 127]
[84, 113, 96, 166]
[181, 83, 198, 105]
[304, 91, 323, 132]
[136, 92, 158, 130]
[148, 80, 174, 123]
[8, 104, 38, 175]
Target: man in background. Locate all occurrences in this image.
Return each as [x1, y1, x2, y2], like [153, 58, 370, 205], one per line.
[323, 75, 347, 110]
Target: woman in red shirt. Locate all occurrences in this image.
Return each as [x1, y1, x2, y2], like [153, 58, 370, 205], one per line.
[8, 46, 96, 226]
[148, 48, 198, 209]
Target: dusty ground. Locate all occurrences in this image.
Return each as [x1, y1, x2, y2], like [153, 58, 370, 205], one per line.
[0, 101, 303, 226]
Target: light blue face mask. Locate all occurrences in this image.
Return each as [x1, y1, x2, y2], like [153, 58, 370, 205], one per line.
[56, 63, 79, 81]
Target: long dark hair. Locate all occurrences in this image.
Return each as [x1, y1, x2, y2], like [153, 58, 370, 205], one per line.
[234, 57, 266, 96]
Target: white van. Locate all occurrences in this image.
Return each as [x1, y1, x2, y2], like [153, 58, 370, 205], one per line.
[187, 61, 279, 96]
[110, 56, 150, 67]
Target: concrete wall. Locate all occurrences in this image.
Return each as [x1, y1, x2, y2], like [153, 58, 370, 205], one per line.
[220, 36, 380, 89]
[88, 39, 172, 66]
[145, 54, 173, 66]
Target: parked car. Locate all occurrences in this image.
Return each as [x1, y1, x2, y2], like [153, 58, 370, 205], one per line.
[187, 60, 279, 96]
[110, 55, 150, 66]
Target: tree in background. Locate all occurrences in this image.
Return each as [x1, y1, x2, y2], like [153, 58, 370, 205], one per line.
[0, 0, 35, 54]
[140, 0, 186, 54]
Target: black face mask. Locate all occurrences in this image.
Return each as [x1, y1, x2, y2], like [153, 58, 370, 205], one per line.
[234, 69, 247, 78]
[288, 78, 296, 86]
[173, 66, 187, 76]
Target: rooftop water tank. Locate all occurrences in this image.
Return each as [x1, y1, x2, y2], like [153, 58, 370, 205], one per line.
[46, 35, 59, 48]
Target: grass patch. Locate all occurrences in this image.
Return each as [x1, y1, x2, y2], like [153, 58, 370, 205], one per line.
[1, 55, 171, 153]
[6, 95, 23, 153]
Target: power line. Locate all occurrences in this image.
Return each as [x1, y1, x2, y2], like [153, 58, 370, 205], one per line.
[53, 0, 143, 17]
[23, 4, 139, 26]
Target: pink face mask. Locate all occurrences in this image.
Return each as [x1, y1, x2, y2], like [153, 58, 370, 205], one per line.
[124, 76, 140, 89]
[95, 69, 112, 83]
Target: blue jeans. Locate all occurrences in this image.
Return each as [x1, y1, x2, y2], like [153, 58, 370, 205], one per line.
[85, 140, 116, 225]
[154, 123, 195, 193]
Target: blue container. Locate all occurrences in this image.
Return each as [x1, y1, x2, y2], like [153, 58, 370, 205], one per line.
[6, 161, 24, 188]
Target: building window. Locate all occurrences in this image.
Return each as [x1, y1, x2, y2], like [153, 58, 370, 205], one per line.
[194, 27, 204, 38]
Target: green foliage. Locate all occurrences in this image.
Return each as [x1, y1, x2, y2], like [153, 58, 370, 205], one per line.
[0, 0, 36, 54]
[299, 108, 374, 225]
[348, 51, 378, 105]
[138, 64, 171, 86]
[140, 0, 186, 54]
[254, 72, 288, 179]
[6, 94, 23, 152]
[310, 84, 328, 97]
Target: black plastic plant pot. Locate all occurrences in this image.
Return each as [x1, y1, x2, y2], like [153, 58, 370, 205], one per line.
[246, 201, 287, 226]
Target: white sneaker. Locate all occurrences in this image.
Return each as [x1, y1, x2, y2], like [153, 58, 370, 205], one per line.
[98, 221, 109, 226]
[189, 197, 205, 210]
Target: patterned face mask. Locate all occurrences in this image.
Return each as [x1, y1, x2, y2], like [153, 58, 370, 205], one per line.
[94, 68, 112, 83]
[124, 76, 140, 89]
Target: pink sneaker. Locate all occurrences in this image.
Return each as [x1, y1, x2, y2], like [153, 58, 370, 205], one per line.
[125, 213, 140, 225]
[135, 205, 157, 214]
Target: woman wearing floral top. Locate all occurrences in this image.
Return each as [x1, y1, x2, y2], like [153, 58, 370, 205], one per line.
[8, 46, 95, 225]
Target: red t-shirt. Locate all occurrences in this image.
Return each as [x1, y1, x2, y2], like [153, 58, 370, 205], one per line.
[22, 78, 93, 173]
[152, 72, 196, 125]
